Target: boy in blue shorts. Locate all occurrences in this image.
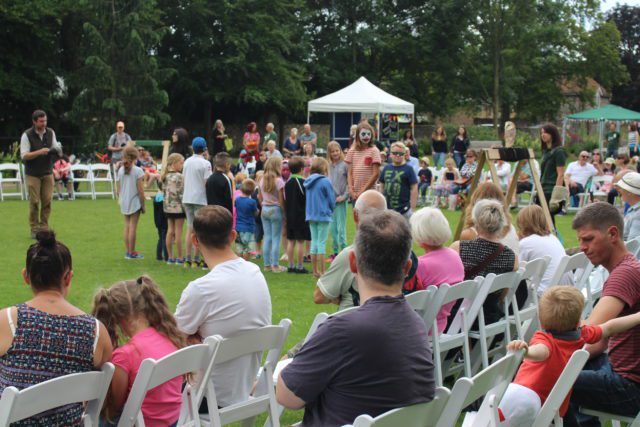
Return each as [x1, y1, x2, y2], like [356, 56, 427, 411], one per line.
[235, 178, 259, 260]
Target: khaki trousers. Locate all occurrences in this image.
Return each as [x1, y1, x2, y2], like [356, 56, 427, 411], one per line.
[26, 174, 54, 232]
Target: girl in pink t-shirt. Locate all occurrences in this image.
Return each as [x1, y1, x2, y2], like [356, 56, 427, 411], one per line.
[410, 207, 465, 333]
[92, 276, 185, 426]
[345, 122, 381, 201]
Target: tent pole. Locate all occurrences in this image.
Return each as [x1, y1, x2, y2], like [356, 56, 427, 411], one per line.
[562, 118, 567, 146]
[599, 119, 604, 154]
[307, 110, 310, 125]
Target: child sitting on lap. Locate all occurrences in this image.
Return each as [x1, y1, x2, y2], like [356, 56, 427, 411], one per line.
[500, 286, 640, 426]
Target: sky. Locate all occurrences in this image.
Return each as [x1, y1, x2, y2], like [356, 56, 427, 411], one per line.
[601, 0, 640, 12]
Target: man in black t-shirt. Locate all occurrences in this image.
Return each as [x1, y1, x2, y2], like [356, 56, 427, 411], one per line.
[277, 210, 435, 427]
[205, 152, 233, 213]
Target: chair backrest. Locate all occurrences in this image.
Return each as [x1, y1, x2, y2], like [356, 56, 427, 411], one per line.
[406, 286, 441, 335]
[0, 163, 20, 175]
[520, 256, 551, 293]
[532, 349, 589, 427]
[71, 163, 92, 177]
[439, 278, 486, 335]
[194, 322, 291, 427]
[0, 363, 114, 426]
[349, 387, 451, 427]
[91, 163, 112, 179]
[626, 237, 640, 258]
[116, 342, 216, 427]
[551, 252, 593, 290]
[435, 351, 524, 427]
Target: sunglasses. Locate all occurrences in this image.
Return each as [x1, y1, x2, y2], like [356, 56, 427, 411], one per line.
[391, 152, 405, 156]
[466, 155, 475, 158]
[580, 155, 589, 158]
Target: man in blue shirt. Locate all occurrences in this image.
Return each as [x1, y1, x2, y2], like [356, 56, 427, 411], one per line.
[300, 124, 317, 153]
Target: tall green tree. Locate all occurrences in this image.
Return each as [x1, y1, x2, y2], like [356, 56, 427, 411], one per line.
[608, 5, 640, 111]
[69, 0, 172, 150]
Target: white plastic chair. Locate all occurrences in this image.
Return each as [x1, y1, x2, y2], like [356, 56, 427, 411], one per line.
[435, 351, 524, 427]
[181, 321, 292, 427]
[91, 163, 115, 199]
[509, 257, 550, 342]
[343, 387, 451, 427]
[0, 163, 24, 201]
[549, 252, 595, 317]
[579, 409, 640, 427]
[626, 237, 640, 258]
[468, 271, 523, 370]
[432, 277, 489, 386]
[71, 164, 95, 199]
[0, 362, 114, 426]
[406, 285, 441, 336]
[116, 340, 217, 427]
[590, 175, 613, 199]
[531, 349, 590, 427]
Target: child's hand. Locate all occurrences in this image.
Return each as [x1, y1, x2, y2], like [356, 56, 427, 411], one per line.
[507, 340, 529, 352]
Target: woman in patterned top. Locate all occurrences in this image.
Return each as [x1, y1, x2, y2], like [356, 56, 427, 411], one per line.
[0, 230, 112, 426]
[451, 199, 518, 324]
[162, 153, 186, 265]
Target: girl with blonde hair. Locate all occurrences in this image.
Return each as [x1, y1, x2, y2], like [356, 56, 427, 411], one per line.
[327, 141, 348, 258]
[258, 157, 286, 272]
[162, 153, 186, 264]
[92, 276, 186, 425]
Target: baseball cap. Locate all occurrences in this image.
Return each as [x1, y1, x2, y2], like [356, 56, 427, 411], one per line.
[604, 157, 616, 165]
[615, 172, 640, 196]
[192, 137, 207, 151]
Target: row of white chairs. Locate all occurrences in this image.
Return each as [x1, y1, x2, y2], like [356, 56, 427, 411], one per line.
[0, 319, 291, 427]
[0, 163, 115, 201]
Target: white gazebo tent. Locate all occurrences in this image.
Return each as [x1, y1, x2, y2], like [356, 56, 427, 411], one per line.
[307, 76, 415, 144]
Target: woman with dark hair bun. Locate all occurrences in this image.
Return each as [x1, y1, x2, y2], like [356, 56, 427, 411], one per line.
[170, 127, 192, 159]
[538, 123, 566, 224]
[0, 230, 112, 426]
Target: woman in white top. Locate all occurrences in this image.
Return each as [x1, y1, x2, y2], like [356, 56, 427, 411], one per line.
[516, 205, 572, 294]
[629, 123, 639, 156]
[460, 182, 520, 256]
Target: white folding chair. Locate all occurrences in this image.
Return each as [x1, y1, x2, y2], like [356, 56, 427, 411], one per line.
[91, 163, 115, 199]
[0, 163, 24, 201]
[0, 363, 114, 426]
[579, 410, 640, 427]
[469, 271, 523, 371]
[435, 351, 524, 427]
[432, 277, 489, 386]
[116, 341, 217, 427]
[590, 175, 613, 200]
[626, 237, 640, 258]
[181, 322, 292, 427]
[343, 387, 451, 427]
[531, 349, 589, 427]
[549, 252, 595, 317]
[71, 164, 95, 199]
[508, 257, 550, 342]
[406, 285, 442, 336]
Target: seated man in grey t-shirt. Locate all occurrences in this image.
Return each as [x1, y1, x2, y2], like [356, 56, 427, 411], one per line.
[277, 210, 435, 427]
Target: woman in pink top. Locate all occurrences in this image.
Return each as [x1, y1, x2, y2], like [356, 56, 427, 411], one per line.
[345, 121, 381, 202]
[410, 207, 465, 333]
[243, 122, 261, 160]
[92, 276, 186, 427]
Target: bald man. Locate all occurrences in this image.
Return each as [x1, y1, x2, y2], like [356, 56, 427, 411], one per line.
[313, 190, 388, 309]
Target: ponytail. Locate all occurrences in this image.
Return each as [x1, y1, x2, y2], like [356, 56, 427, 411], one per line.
[91, 288, 118, 348]
[137, 276, 186, 349]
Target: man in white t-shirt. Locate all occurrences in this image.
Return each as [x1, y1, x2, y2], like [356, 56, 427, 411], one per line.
[564, 151, 600, 207]
[181, 137, 212, 267]
[175, 205, 272, 407]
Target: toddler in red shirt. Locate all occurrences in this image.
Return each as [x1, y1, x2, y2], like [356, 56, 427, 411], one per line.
[500, 286, 640, 426]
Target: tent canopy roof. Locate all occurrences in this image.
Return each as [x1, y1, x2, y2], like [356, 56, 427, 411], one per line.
[566, 104, 640, 121]
[308, 76, 414, 114]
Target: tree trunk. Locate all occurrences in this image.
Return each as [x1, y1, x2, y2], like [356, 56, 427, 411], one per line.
[205, 101, 213, 148]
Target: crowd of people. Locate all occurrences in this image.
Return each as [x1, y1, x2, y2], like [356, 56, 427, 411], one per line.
[10, 109, 640, 426]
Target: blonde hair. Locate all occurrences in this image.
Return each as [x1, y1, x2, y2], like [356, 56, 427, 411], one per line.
[290, 127, 298, 136]
[311, 157, 329, 176]
[472, 199, 507, 236]
[464, 182, 512, 232]
[517, 205, 551, 238]
[538, 286, 584, 331]
[262, 157, 282, 194]
[161, 153, 184, 183]
[235, 172, 247, 186]
[92, 276, 186, 350]
[266, 140, 276, 148]
[123, 146, 138, 163]
[410, 207, 452, 247]
[420, 157, 430, 167]
[326, 141, 344, 163]
[444, 158, 456, 169]
[241, 178, 256, 195]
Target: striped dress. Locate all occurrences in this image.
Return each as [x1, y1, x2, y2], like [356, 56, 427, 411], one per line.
[345, 146, 382, 197]
[0, 304, 97, 426]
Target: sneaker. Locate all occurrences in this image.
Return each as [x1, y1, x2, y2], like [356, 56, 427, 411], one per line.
[272, 265, 287, 273]
[183, 260, 192, 268]
[125, 252, 132, 259]
[175, 258, 184, 266]
[201, 262, 209, 270]
[254, 253, 262, 260]
[280, 253, 288, 262]
[68, 194, 75, 201]
[326, 253, 337, 263]
[303, 255, 311, 263]
[295, 267, 310, 274]
[287, 267, 297, 273]
[129, 252, 144, 259]
[167, 258, 175, 265]
[57, 194, 63, 201]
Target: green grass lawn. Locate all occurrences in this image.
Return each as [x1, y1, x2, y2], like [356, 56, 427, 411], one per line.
[0, 196, 580, 425]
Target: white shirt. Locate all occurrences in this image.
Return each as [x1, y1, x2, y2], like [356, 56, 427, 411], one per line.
[519, 234, 573, 293]
[501, 225, 520, 257]
[565, 161, 597, 187]
[175, 258, 272, 407]
[496, 162, 511, 188]
[20, 128, 62, 158]
[181, 154, 212, 205]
